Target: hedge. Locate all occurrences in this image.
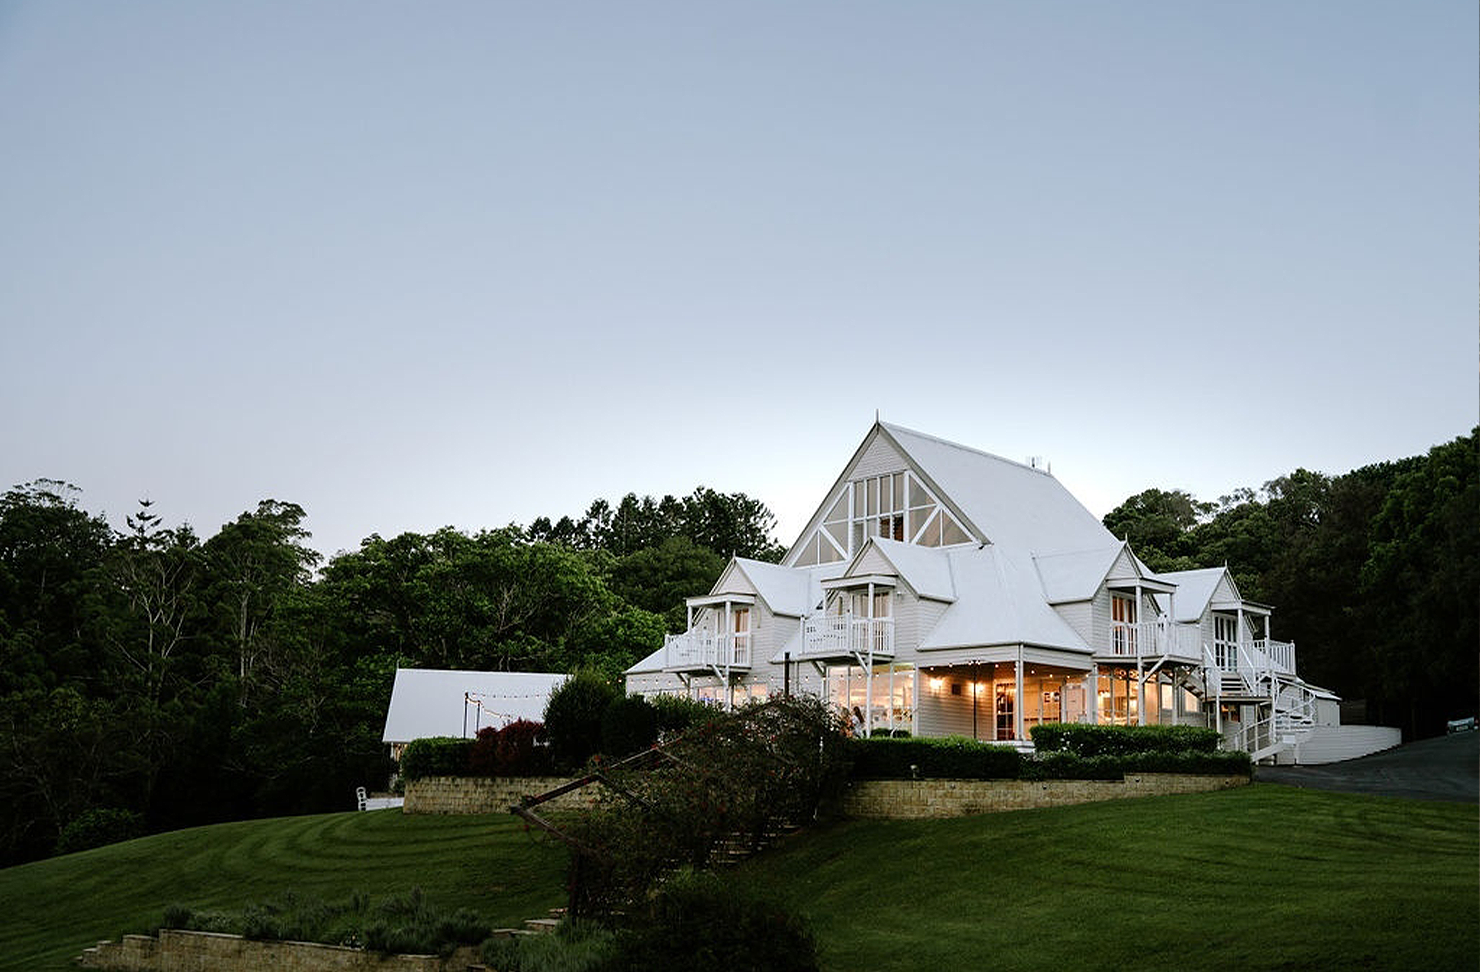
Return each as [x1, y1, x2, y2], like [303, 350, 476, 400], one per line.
[848, 736, 1023, 780]
[849, 726, 1250, 782]
[1028, 723, 1221, 757]
[398, 737, 473, 782]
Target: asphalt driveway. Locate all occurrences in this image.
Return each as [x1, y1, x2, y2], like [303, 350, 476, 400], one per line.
[1254, 729, 1479, 803]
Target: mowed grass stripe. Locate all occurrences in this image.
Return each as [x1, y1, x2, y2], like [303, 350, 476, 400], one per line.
[0, 810, 567, 972]
[3, 785, 1474, 972]
[735, 784, 1478, 972]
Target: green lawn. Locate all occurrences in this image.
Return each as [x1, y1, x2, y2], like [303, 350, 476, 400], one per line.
[736, 784, 1480, 972]
[2, 785, 1475, 972]
[0, 810, 567, 972]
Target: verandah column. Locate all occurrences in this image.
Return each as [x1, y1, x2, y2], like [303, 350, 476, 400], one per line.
[1015, 646, 1024, 742]
[1135, 580, 1146, 726]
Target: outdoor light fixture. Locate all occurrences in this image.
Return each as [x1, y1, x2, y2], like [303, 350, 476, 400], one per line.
[928, 677, 944, 693]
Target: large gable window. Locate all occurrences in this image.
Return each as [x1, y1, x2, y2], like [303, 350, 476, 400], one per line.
[792, 469, 972, 565]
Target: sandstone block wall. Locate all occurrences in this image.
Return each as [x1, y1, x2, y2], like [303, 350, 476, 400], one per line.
[78, 929, 483, 972]
[842, 773, 1249, 819]
[402, 775, 602, 815]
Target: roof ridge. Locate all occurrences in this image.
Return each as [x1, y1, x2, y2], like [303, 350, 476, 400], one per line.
[880, 421, 1053, 477]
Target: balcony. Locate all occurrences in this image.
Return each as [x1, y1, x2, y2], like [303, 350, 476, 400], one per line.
[1099, 620, 1203, 662]
[798, 614, 894, 662]
[1214, 637, 1297, 678]
[663, 629, 751, 674]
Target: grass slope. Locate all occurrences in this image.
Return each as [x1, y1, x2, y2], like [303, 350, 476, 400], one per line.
[2, 785, 1474, 972]
[738, 784, 1479, 972]
[0, 810, 566, 972]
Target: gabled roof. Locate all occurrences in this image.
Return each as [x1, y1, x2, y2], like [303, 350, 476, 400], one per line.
[731, 557, 828, 617]
[918, 546, 1090, 652]
[1150, 567, 1245, 623]
[381, 669, 567, 744]
[848, 537, 957, 602]
[879, 423, 1118, 556]
[1032, 544, 1127, 603]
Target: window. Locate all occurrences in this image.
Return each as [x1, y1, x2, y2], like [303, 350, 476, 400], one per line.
[790, 469, 973, 565]
[1214, 615, 1238, 670]
[1111, 594, 1137, 653]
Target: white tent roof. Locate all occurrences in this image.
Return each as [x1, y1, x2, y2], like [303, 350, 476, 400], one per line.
[381, 669, 567, 744]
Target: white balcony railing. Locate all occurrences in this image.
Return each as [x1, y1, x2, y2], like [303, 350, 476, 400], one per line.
[663, 629, 751, 671]
[1252, 638, 1296, 675]
[800, 614, 894, 660]
[1105, 620, 1202, 659]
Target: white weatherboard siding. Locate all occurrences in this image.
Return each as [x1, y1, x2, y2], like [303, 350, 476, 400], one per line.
[851, 434, 908, 480]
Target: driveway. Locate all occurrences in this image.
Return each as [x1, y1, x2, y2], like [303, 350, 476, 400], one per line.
[1254, 729, 1478, 803]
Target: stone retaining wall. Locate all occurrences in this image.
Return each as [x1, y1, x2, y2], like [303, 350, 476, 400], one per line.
[843, 773, 1249, 819]
[79, 930, 483, 972]
[402, 775, 601, 815]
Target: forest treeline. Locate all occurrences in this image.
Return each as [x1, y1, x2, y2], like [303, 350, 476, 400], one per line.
[1103, 429, 1476, 741]
[0, 485, 780, 865]
[0, 431, 1474, 865]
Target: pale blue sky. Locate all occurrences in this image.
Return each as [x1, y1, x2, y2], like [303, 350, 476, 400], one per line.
[1, 1, 1474, 558]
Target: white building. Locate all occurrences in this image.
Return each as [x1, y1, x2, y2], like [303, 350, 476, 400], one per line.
[626, 422, 1398, 765]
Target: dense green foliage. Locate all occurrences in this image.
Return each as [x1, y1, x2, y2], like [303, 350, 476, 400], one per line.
[0, 482, 779, 865]
[398, 737, 475, 782]
[543, 670, 623, 771]
[1028, 723, 1221, 756]
[53, 808, 144, 856]
[847, 736, 1024, 780]
[598, 694, 659, 759]
[849, 727, 1246, 780]
[1103, 429, 1478, 738]
[1021, 749, 1251, 780]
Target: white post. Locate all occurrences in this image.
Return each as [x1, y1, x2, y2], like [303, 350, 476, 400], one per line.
[1015, 646, 1025, 742]
[865, 582, 875, 736]
[912, 666, 920, 736]
[1089, 664, 1099, 725]
[1135, 581, 1146, 726]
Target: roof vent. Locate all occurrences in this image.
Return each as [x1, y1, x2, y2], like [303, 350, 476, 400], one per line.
[1027, 455, 1051, 473]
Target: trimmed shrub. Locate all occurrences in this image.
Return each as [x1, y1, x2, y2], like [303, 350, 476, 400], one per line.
[848, 736, 1023, 780]
[468, 720, 552, 777]
[649, 694, 718, 737]
[1028, 723, 1221, 757]
[600, 695, 659, 759]
[1120, 748, 1252, 775]
[1020, 752, 1124, 781]
[399, 737, 473, 782]
[55, 807, 144, 855]
[544, 670, 622, 770]
[496, 719, 553, 776]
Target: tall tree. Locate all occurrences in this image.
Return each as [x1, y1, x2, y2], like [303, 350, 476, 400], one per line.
[202, 500, 320, 697]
